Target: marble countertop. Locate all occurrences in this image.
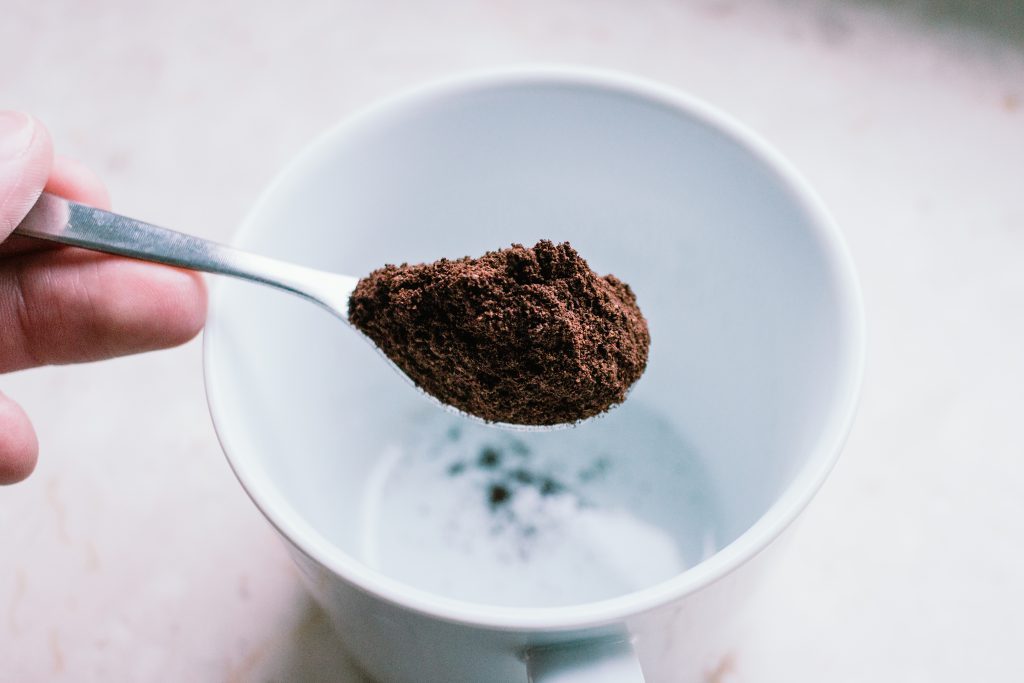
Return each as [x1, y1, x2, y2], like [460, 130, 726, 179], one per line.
[3, 0, 1022, 680]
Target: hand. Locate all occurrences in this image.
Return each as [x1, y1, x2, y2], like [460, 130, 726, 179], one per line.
[0, 111, 207, 484]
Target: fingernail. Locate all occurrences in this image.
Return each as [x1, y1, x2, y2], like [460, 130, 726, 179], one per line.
[0, 111, 36, 161]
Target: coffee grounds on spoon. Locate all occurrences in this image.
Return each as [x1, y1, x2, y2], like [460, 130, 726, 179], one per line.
[347, 240, 650, 426]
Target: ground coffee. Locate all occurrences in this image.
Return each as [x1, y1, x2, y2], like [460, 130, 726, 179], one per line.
[348, 240, 650, 425]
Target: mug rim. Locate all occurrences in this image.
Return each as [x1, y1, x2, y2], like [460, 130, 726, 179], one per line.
[203, 64, 866, 632]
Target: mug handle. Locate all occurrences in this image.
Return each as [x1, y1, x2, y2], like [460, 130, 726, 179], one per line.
[526, 637, 645, 682]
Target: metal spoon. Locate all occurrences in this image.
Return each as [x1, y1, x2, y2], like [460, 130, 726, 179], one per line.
[15, 192, 359, 326]
[13, 192, 575, 431]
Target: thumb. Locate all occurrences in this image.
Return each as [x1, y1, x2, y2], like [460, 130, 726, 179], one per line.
[0, 391, 38, 485]
[0, 111, 53, 239]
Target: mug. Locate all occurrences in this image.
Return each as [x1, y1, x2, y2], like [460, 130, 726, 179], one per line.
[204, 66, 864, 682]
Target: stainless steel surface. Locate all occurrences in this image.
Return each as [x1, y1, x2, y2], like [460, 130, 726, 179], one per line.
[14, 192, 358, 319]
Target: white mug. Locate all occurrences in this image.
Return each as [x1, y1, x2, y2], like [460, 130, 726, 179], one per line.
[204, 66, 864, 682]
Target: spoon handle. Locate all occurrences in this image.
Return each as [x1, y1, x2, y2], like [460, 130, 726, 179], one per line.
[14, 192, 357, 315]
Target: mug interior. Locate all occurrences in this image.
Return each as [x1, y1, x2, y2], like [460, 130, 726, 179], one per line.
[204, 69, 862, 626]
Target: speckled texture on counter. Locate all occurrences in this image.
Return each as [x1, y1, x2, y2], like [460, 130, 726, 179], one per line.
[2, 0, 1023, 680]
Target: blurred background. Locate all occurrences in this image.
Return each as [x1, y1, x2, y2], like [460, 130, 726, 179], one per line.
[2, 0, 1022, 680]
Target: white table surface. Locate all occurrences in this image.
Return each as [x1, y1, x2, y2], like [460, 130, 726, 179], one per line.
[2, 0, 1023, 680]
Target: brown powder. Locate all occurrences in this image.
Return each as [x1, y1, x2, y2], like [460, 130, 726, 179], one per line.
[347, 240, 650, 425]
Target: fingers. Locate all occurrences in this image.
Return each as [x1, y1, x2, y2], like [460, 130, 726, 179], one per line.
[0, 155, 115, 257]
[0, 110, 47, 483]
[0, 111, 107, 258]
[0, 113, 208, 484]
[46, 155, 112, 210]
[0, 248, 207, 372]
[0, 391, 39, 485]
[0, 115, 208, 369]
[0, 111, 53, 239]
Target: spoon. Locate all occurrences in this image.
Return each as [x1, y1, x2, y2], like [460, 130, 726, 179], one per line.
[13, 192, 577, 431]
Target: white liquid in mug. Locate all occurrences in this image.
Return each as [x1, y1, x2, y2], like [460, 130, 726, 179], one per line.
[358, 401, 722, 608]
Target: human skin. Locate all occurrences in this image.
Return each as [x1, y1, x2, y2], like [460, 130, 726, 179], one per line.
[0, 111, 207, 484]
